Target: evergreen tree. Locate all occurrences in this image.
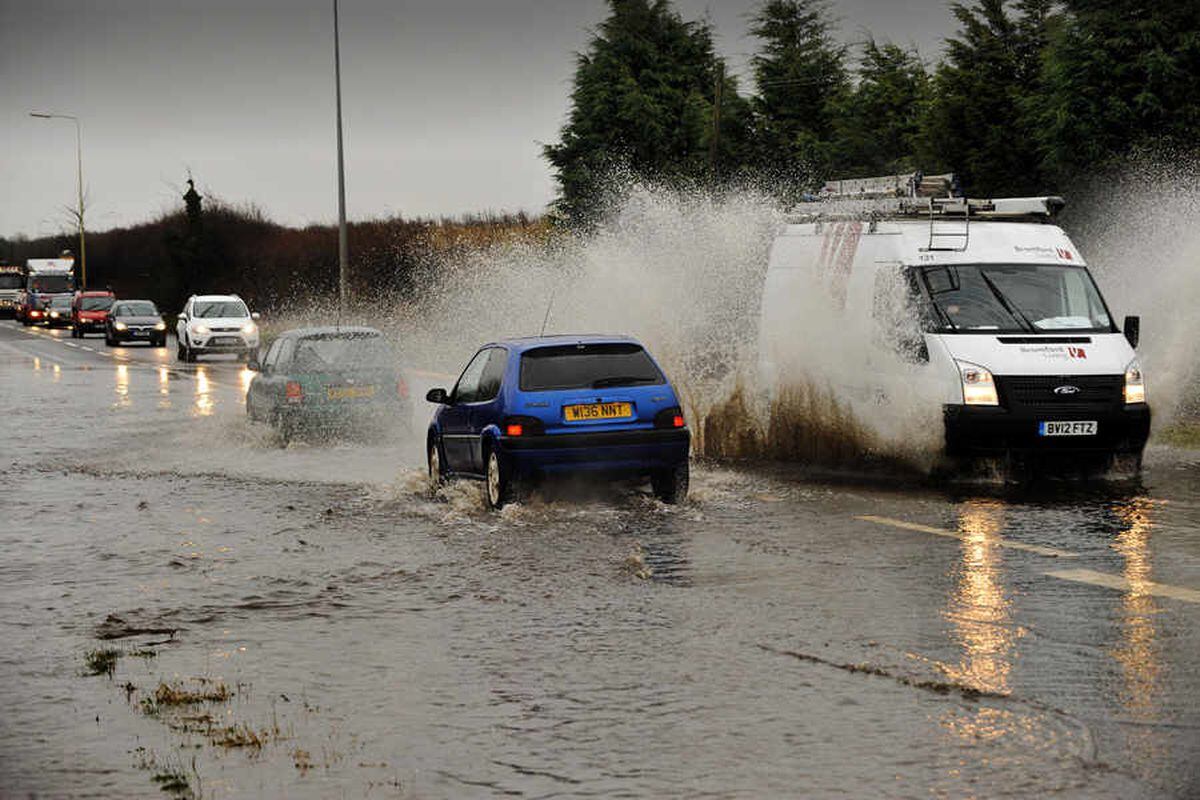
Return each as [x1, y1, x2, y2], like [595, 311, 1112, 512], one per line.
[1034, 0, 1200, 182]
[920, 0, 1056, 196]
[830, 40, 930, 177]
[543, 0, 751, 224]
[748, 0, 848, 187]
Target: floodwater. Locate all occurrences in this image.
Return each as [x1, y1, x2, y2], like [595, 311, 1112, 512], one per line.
[2, 321, 1199, 799]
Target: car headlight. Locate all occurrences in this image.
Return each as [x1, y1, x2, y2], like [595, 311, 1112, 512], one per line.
[155, 321, 166, 331]
[241, 321, 257, 334]
[1124, 359, 1146, 404]
[192, 323, 210, 335]
[956, 360, 999, 406]
[114, 321, 127, 331]
[50, 311, 59, 318]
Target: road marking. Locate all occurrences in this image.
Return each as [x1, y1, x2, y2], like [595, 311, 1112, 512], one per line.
[64, 342, 79, 348]
[855, 515, 1078, 558]
[1045, 568, 1200, 604]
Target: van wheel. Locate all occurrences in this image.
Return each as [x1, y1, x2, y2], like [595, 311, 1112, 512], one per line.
[651, 462, 689, 504]
[485, 450, 514, 510]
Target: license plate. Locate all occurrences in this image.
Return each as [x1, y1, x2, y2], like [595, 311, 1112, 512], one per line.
[327, 385, 376, 400]
[132, 330, 149, 337]
[1039, 420, 1097, 436]
[563, 401, 633, 421]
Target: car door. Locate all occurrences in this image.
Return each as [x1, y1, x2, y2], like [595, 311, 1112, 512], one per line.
[250, 339, 284, 416]
[441, 349, 489, 474]
[466, 347, 509, 473]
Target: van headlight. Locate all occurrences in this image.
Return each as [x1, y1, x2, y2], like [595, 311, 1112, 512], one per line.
[192, 323, 210, 335]
[1124, 359, 1146, 405]
[956, 360, 999, 406]
[241, 321, 257, 334]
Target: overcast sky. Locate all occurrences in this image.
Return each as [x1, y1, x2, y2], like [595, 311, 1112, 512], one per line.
[0, 0, 954, 239]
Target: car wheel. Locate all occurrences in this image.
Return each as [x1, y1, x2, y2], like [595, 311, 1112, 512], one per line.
[176, 340, 187, 361]
[485, 449, 516, 510]
[651, 461, 689, 505]
[104, 332, 113, 346]
[271, 411, 295, 448]
[428, 441, 447, 491]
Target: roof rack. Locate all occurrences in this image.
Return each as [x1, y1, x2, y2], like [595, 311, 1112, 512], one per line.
[790, 172, 1064, 234]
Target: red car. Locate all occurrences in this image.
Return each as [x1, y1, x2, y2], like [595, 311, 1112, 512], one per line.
[72, 290, 115, 338]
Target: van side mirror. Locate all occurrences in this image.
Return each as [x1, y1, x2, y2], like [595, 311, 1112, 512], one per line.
[1123, 315, 1140, 349]
[247, 353, 261, 371]
[251, 311, 261, 321]
[426, 387, 449, 404]
[177, 312, 187, 322]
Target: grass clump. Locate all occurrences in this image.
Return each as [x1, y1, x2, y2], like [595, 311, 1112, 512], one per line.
[141, 679, 232, 716]
[84, 648, 121, 677]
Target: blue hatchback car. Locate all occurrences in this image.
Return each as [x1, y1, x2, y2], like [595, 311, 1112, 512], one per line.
[426, 335, 690, 508]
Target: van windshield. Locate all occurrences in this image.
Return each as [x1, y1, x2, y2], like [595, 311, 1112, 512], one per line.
[920, 264, 1114, 334]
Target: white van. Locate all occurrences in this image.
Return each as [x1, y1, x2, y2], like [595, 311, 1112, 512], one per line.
[757, 173, 1150, 468]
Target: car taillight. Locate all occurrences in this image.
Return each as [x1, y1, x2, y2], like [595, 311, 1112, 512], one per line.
[654, 406, 686, 429]
[286, 381, 303, 404]
[502, 415, 543, 437]
[397, 378, 409, 400]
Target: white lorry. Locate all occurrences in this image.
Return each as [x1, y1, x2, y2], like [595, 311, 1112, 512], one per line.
[757, 172, 1150, 469]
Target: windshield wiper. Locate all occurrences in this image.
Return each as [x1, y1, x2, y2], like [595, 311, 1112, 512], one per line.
[978, 271, 1036, 333]
[591, 376, 656, 388]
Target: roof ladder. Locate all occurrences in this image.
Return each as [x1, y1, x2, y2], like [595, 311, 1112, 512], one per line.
[927, 198, 970, 251]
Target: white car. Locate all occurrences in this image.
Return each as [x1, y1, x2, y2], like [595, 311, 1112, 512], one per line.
[176, 294, 260, 363]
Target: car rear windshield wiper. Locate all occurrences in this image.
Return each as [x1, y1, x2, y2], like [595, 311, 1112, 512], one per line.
[590, 376, 657, 388]
[978, 270, 1036, 333]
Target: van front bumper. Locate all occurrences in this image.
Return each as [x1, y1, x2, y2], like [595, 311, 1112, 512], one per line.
[498, 428, 691, 476]
[944, 404, 1150, 456]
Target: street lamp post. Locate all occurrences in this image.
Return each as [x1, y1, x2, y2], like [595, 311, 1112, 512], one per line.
[333, 0, 349, 317]
[30, 112, 86, 289]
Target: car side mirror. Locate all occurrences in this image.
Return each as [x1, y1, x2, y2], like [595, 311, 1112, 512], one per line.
[247, 354, 261, 371]
[426, 387, 449, 404]
[251, 311, 261, 321]
[1123, 315, 1140, 349]
[178, 313, 187, 322]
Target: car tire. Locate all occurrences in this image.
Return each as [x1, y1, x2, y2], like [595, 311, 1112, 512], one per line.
[484, 448, 517, 510]
[428, 441, 447, 492]
[104, 332, 114, 347]
[651, 461, 689, 505]
[271, 411, 295, 448]
[177, 340, 187, 361]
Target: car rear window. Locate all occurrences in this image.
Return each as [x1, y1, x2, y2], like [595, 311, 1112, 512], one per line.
[519, 343, 664, 391]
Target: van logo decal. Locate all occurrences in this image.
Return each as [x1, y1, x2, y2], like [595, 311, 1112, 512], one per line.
[1053, 385, 1080, 395]
[1056, 248, 1074, 260]
[1068, 346, 1087, 359]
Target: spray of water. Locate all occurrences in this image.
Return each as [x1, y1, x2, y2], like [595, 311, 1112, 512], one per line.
[1065, 154, 1200, 427]
[264, 159, 1200, 473]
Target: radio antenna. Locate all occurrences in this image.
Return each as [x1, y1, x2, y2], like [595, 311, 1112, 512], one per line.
[539, 285, 556, 336]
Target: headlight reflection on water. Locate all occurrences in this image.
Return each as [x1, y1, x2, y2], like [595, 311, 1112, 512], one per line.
[114, 364, 131, 409]
[193, 367, 214, 417]
[158, 366, 172, 409]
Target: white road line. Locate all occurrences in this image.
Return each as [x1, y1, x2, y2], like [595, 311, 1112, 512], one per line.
[64, 342, 79, 348]
[855, 514, 1078, 558]
[1045, 568, 1200, 604]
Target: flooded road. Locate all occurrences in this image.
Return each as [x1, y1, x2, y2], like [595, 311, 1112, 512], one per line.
[1, 321, 1198, 799]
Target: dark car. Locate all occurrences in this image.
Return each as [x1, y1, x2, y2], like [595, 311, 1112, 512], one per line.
[105, 300, 167, 347]
[45, 295, 74, 328]
[425, 335, 690, 509]
[245, 326, 411, 445]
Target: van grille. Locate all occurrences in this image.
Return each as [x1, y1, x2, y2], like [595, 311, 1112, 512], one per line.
[997, 375, 1123, 412]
